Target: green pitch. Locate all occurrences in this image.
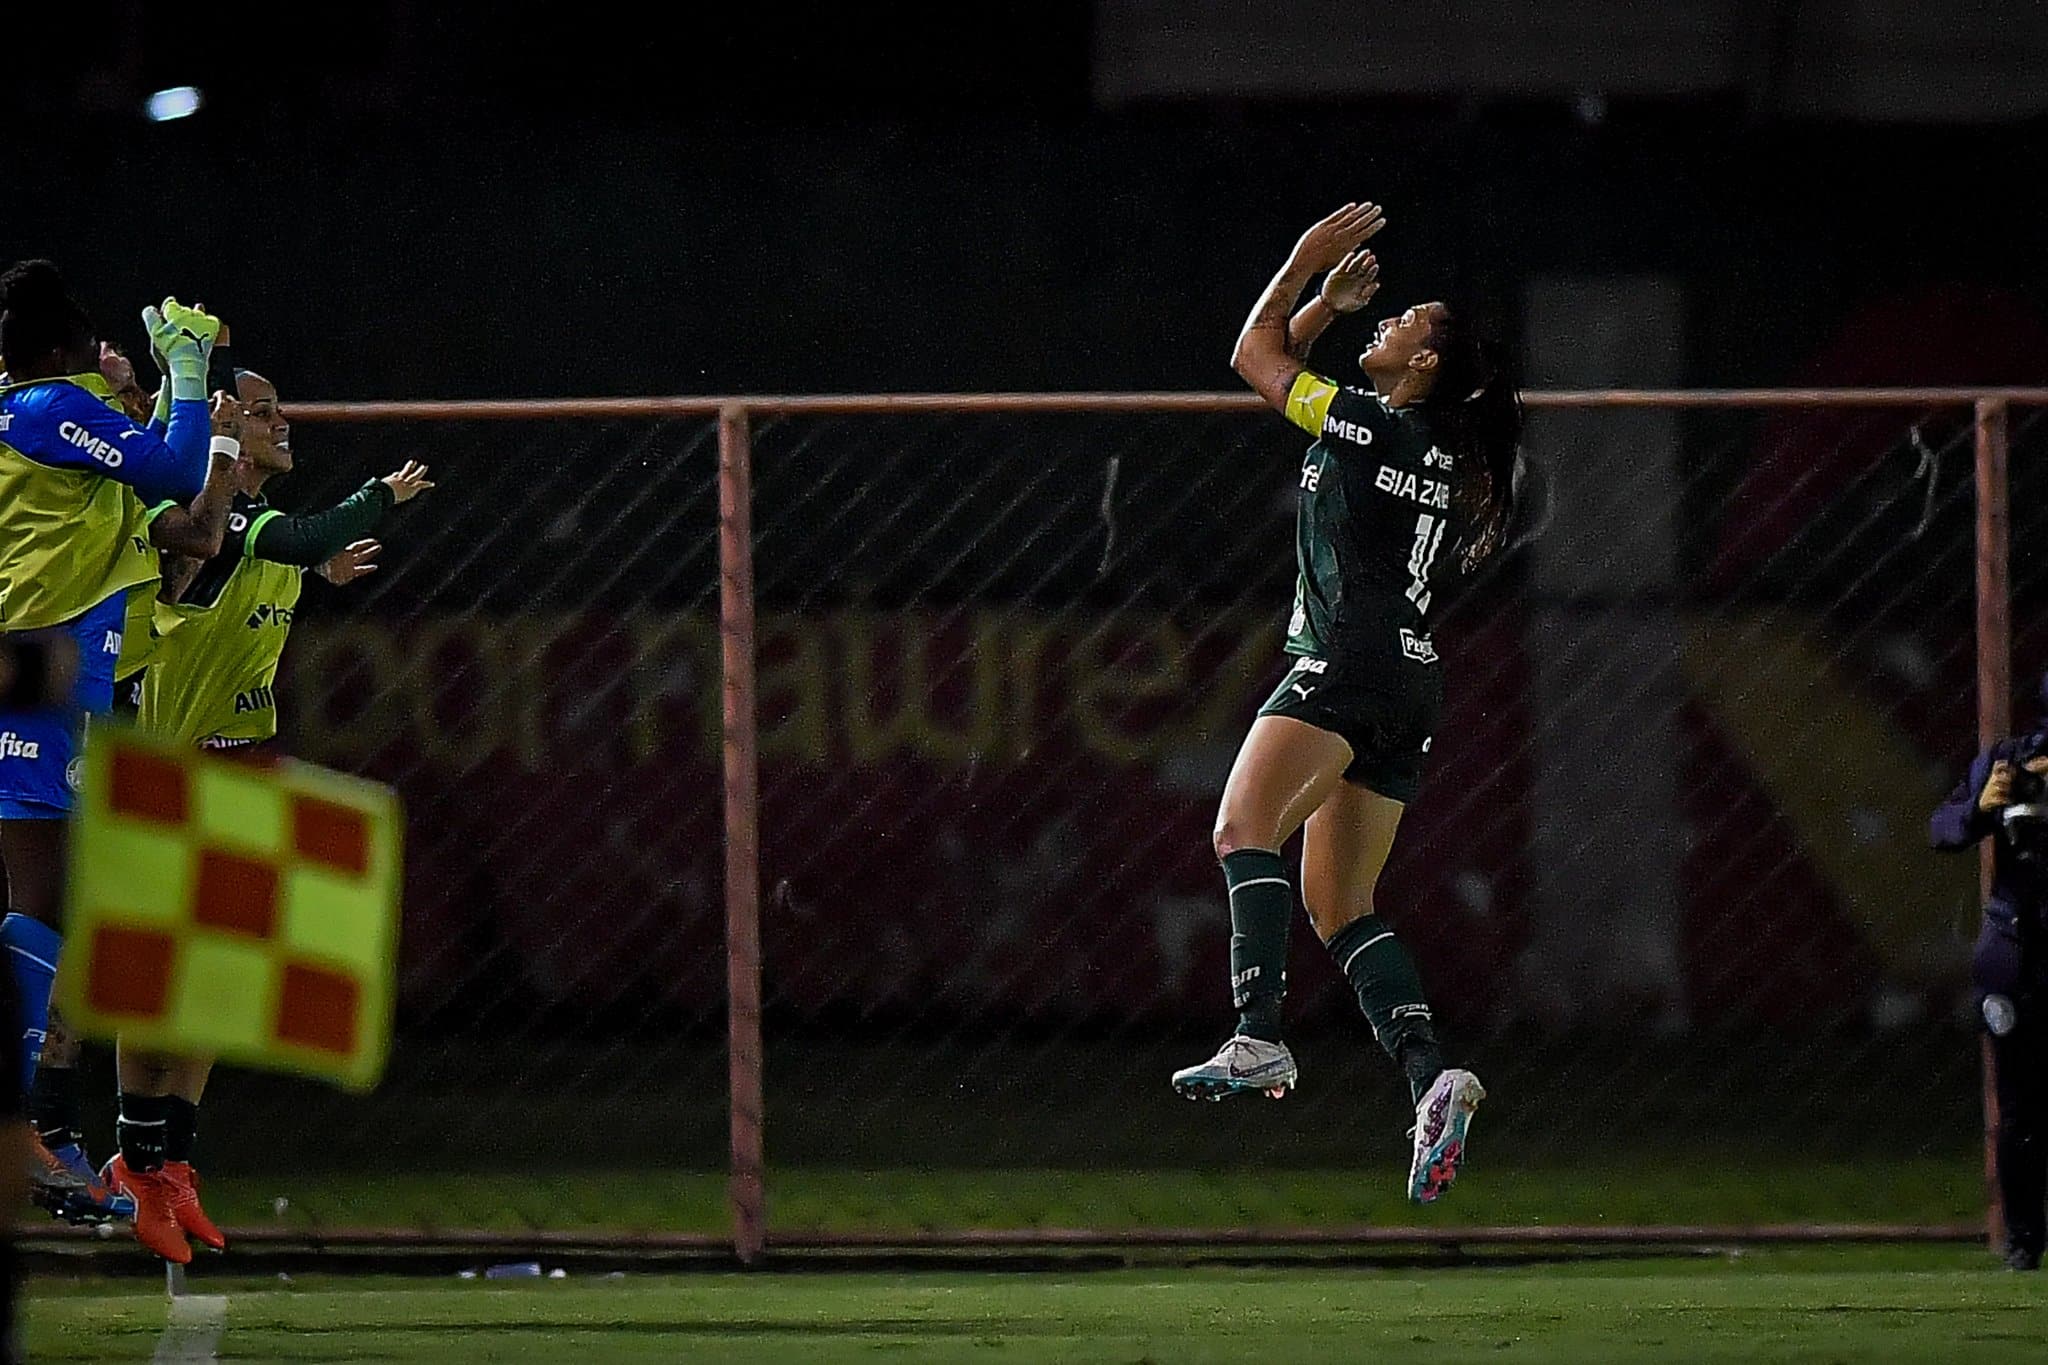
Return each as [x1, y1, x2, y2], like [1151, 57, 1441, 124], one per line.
[177, 1154, 1985, 1236]
[24, 1251, 2047, 1363]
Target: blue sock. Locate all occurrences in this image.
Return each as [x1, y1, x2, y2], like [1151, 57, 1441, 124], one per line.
[0, 913, 61, 1099]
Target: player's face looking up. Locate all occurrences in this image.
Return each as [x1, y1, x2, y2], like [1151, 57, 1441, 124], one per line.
[1360, 301, 1450, 393]
[233, 371, 293, 474]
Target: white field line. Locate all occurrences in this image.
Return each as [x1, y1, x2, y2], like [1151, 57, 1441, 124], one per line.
[150, 1293, 227, 1363]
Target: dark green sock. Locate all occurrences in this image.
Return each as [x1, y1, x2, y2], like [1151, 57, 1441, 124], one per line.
[1325, 913, 1444, 1102]
[118, 1093, 171, 1173]
[28, 1065, 82, 1151]
[166, 1098, 199, 1165]
[1223, 848, 1292, 1042]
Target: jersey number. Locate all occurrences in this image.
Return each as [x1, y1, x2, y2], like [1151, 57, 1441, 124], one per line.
[1406, 513, 1445, 615]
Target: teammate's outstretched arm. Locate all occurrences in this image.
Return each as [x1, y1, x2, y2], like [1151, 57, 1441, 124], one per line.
[250, 460, 435, 567]
[1232, 203, 1384, 408]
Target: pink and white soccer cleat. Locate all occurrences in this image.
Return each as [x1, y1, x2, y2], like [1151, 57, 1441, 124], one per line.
[1407, 1068, 1485, 1203]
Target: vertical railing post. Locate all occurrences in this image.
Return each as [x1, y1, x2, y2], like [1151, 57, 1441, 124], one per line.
[719, 404, 766, 1266]
[1975, 396, 2010, 1251]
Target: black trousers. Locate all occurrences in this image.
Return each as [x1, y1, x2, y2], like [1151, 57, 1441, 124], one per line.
[1975, 919, 2048, 1255]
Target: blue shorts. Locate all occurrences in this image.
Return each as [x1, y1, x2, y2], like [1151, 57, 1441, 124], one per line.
[0, 592, 128, 820]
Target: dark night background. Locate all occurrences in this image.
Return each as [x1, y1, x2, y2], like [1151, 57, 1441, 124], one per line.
[7, 2, 2048, 1205]
[4, 2, 2045, 398]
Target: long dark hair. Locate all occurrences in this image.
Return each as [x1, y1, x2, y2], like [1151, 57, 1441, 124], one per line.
[0, 260, 95, 378]
[1421, 308, 1526, 573]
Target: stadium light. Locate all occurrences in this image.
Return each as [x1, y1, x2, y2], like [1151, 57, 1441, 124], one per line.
[146, 86, 205, 123]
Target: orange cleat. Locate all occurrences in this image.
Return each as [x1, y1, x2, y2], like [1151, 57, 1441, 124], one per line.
[162, 1162, 227, 1251]
[106, 1155, 192, 1264]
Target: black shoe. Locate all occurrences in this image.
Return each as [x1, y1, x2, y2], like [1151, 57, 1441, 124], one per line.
[2003, 1244, 2041, 1272]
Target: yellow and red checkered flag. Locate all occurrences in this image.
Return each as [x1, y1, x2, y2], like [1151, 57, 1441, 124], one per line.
[57, 726, 402, 1092]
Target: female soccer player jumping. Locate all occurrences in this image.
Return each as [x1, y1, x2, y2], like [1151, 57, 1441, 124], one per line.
[1171, 204, 1525, 1203]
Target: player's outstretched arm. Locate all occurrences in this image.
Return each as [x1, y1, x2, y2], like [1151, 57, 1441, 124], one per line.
[249, 460, 435, 568]
[1234, 203, 1384, 409]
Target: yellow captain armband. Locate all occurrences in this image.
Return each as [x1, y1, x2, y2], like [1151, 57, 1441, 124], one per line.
[1284, 370, 1338, 436]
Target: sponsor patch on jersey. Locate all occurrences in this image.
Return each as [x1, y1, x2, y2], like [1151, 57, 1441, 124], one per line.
[0, 732, 42, 761]
[57, 420, 126, 469]
[1400, 629, 1439, 664]
[1322, 415, 1376, 446]
[233, 684, 277, 715]
[246, 603, 295, 629]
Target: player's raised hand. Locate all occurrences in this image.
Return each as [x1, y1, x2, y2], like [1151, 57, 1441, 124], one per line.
[143, 298, 221, 401]
[1981, 760, 2017, 812]
[1321, 248, 1380, 314]
[210, 391, 243, 440]
[380, 461, 435, 503]
[99, 343, 153, 421]
[318, 539, 381, 585]
[98, 342, 137, 394]
[1290, 203, 1386, 272]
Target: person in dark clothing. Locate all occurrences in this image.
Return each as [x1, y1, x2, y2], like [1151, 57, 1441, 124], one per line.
[1931, 673, 2048, 1271]
[1172, 203, 1529, 1205]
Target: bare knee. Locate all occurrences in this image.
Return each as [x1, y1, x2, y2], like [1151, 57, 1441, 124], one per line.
[1212, 811, 1276, 863]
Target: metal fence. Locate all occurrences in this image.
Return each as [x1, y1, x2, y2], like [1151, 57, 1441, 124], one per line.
[51, 387, 2048, 1261]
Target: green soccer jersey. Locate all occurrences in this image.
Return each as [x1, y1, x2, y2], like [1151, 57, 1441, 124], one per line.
[140, 492, 303, 744]
[1280, 370, 1460, 680]
[113, 497, 181, 684]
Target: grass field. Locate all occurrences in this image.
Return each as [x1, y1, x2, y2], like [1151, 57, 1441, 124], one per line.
[24, 1249, 2047, 1363]
[129, 1153, 1985, 1237]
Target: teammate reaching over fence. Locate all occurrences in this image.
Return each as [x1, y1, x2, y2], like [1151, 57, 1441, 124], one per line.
[1171, 203, 1526, 1203]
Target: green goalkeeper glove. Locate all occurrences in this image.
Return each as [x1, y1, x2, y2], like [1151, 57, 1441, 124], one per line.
[142, 297, 223, 402]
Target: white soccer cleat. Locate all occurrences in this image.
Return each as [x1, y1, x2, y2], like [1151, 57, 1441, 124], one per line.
[1407, 1068, 1485, 1203]
[1170, 1034, 1298, 1101]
